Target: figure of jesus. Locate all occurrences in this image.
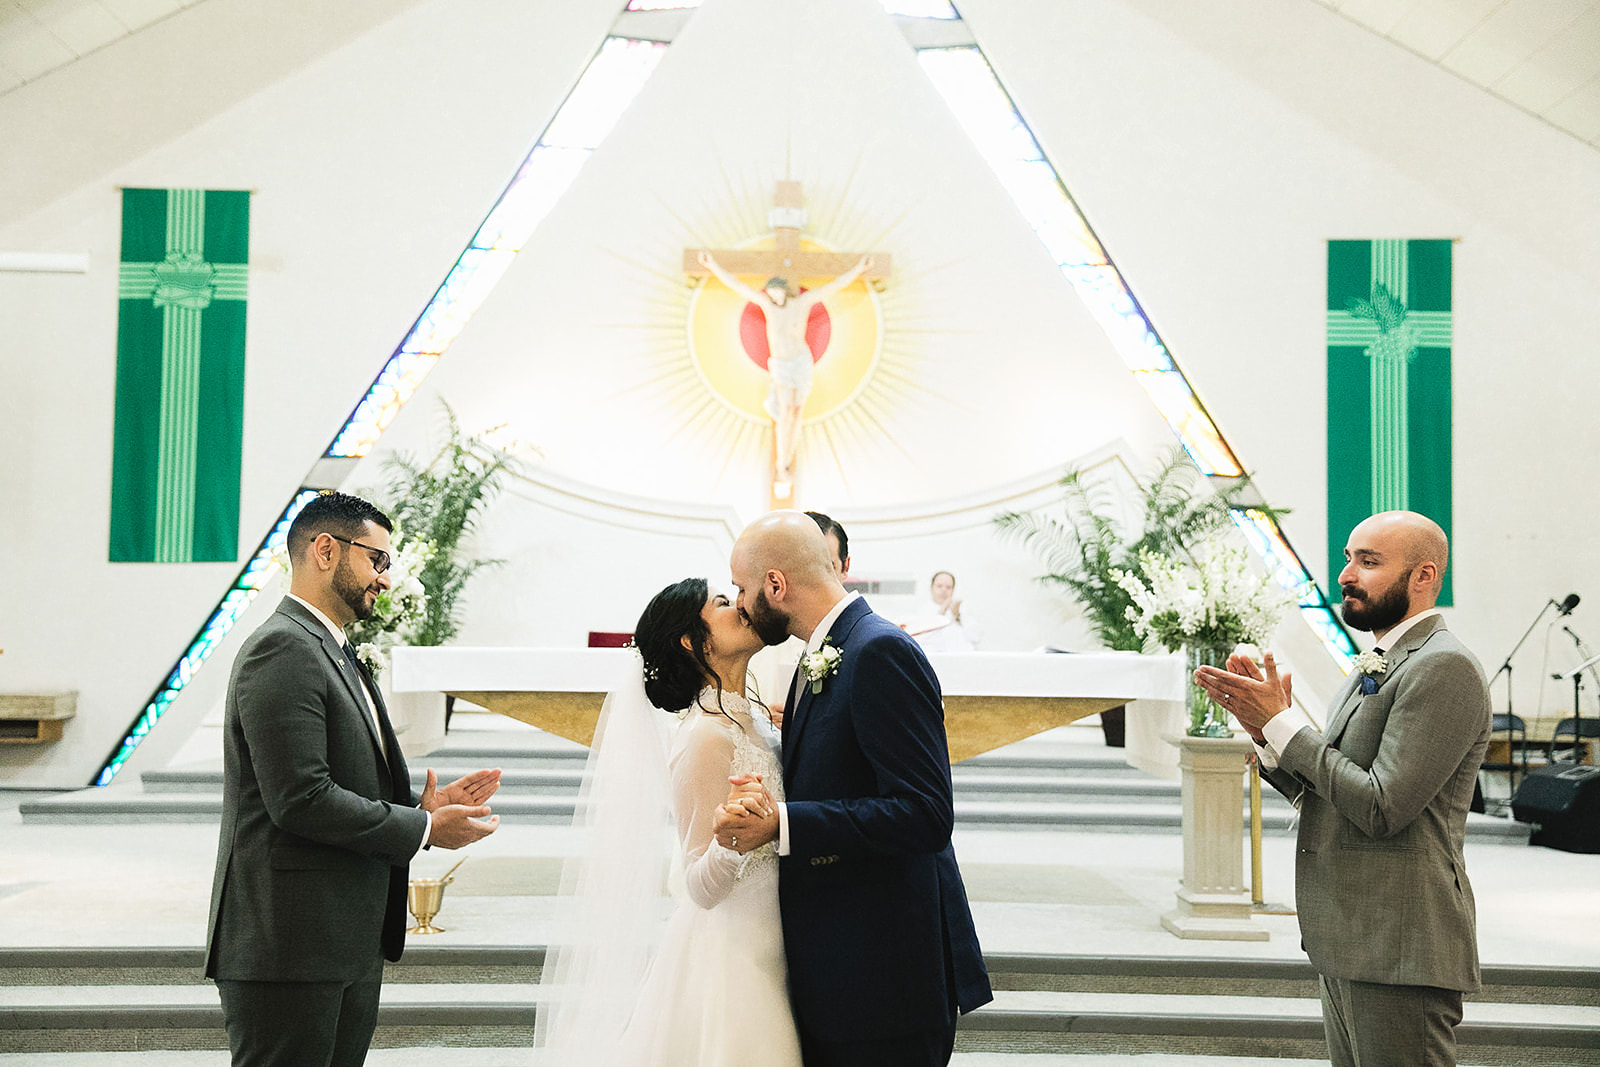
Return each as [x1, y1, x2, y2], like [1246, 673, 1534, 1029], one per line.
[697, 249, 874, 492]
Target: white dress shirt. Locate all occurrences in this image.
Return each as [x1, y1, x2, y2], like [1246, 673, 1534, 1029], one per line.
[287, 594, 431, 854]
[774, 591, 860, 856]
[1256, 608, 1443, 768]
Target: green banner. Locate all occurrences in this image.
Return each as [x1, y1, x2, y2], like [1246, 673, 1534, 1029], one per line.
[110, 188, 249, 562]
[1326, 238, 1452, 605]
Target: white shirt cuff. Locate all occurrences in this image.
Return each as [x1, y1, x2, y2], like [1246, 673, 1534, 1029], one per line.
[1263, 706, 1316, 755]
[776, 801, 790, 856]
[1252, 736, 1280, 771]
[417, 810, 433, 855]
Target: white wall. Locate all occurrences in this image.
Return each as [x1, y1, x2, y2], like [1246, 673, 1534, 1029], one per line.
[0, 0, 619, 786]
[961, 0, 1600, 715]
[3, 0, 1597, 787]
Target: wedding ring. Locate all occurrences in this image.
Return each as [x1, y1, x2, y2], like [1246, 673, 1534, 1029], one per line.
[731, 836, 739, 848]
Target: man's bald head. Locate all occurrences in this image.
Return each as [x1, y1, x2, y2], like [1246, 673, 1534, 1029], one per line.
[732, 511, 837, 592]
[1339, 511, 1449, 633]
[728, 511, 847, 646]
[1354, 511, 1449, 590]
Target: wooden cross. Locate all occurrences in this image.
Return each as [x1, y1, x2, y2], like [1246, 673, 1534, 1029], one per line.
[684, 181, 892, 508]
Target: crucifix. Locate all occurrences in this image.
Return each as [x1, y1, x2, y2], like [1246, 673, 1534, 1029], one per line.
[685, 181, 891, 509]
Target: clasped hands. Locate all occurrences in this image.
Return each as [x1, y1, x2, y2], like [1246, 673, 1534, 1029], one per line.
[1191, 652, 1294, 743]
[713, 774, 778, 854]
[420, 767, 503, 849]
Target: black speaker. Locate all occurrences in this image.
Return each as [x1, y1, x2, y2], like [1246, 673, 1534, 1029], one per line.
[1511, 763, 1600, 854]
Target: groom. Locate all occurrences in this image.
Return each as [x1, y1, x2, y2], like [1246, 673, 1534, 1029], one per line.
[716, 511, 992, 1066]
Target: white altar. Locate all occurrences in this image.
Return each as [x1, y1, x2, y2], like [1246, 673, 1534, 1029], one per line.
[392, 648, 1187, 775]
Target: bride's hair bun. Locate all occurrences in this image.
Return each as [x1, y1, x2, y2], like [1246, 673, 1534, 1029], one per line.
[635, 577, 714, 712]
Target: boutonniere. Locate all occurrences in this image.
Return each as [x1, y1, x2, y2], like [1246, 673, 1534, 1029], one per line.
[800, 640, 843, 695]
[1353, 650, 1388, 694]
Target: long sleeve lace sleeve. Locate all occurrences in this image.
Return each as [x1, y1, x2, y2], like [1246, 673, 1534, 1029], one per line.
[669, 716, 744, 910]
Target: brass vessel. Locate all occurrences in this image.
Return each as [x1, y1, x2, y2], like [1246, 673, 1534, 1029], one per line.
[406, 857, 466, 935]
[406, 879, 447, 935]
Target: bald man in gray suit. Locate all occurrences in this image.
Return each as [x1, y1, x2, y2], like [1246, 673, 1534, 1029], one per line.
[1196, 511, 1490, 1067]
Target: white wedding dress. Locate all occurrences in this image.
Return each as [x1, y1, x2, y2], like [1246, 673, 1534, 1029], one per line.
[615, 689, 803, 1065]
[534, 682, 802, 1066]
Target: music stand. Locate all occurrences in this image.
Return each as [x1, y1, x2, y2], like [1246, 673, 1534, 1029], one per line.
[1552, 651, 1600, 764]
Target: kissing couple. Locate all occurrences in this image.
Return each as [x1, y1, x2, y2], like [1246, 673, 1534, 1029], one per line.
[534, 511, 993, 1066]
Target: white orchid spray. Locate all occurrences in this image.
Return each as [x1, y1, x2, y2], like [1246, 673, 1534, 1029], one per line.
[1113, 543, 1292, 737]
[345, 536, 436, 675]
[1112, 544, 1287, 654]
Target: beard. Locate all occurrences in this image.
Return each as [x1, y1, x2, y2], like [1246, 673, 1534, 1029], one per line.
[332, 557, 378, 621]
[746, 587, 792, 647]
[1340, 570, 1412, 633]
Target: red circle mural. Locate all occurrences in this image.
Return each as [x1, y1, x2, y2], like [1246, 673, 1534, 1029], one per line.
[737, 294, 832, 371]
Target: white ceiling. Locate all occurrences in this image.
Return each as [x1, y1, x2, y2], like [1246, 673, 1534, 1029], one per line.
[0, 0, 205, 92]
[1308, 0, 1600, 148]
[2, 0, 1598, 148]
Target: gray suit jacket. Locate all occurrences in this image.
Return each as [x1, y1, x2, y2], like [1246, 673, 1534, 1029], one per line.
[205, 597, 428, 983]
[1263, 615, 1490, 993]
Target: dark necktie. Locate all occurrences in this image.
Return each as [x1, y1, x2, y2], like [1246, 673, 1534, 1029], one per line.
[342, 643, 378, 717]
[342, 642, 367, 686]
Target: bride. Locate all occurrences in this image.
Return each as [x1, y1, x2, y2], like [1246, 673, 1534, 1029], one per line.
[533, 578, 803, 1066]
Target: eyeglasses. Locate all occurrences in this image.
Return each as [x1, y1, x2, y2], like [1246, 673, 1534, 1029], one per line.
[325, 533, 391, 574]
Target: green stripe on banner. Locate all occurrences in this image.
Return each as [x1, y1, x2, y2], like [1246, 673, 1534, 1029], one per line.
[109, 188, 250, 562]
[1326, 239, 1453, 606]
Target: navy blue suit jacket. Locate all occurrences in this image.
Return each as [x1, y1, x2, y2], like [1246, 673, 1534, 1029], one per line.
[780, 596, 992, 1042]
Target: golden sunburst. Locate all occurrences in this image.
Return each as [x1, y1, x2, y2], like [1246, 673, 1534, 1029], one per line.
[592, 156, 973, 500]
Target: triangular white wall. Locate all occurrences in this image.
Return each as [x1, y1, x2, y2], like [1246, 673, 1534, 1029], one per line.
[3, 0, 1597, 787]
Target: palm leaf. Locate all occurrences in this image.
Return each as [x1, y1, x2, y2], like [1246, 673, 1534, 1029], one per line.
[994, 448, 1286, 652]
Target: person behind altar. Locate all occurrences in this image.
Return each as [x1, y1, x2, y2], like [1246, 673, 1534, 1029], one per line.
[757, 510, 852, 728]
[904, 571, 981, 652]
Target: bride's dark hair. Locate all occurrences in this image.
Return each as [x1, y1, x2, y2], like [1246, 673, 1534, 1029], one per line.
[635, 578, 721, 713]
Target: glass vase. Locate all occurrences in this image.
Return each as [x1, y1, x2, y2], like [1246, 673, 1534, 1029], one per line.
[1185, 644, 1235, 738]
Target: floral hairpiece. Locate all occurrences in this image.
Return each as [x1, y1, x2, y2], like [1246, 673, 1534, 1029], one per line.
[627, 640, 661, 683]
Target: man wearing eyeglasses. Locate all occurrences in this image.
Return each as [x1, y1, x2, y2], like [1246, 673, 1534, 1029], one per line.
[205, 490, 501, 1067]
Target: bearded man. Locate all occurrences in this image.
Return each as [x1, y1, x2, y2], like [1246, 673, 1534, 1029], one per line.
[1195, 510, 1490, 1067]
[205, 491, 501, 1066]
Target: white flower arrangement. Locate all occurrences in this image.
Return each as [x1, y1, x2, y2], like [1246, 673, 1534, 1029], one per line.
[800, 641, 843, 695]
[1112, 544, 1289, 654]
[344, 536, 436, 676]
[1353, 650, 1388, 676]
[1114, 543, 1291, 738]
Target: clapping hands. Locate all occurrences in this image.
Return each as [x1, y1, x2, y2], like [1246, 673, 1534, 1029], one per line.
[421, 768, 503, 849]
[1192, 652, 1294, 742]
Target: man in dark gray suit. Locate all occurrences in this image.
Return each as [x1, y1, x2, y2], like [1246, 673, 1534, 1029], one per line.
[1196, 510, 1490, 1067]
[206, 491, 501, 1066]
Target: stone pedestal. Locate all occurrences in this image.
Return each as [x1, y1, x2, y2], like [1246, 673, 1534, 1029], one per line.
[1161, 734, 1269, 941]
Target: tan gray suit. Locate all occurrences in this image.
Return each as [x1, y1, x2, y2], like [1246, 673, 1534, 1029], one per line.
[1263, 615, 1490, 1066]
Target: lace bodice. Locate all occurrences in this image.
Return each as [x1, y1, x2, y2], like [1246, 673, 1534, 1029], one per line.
[669, 688, 784, 906]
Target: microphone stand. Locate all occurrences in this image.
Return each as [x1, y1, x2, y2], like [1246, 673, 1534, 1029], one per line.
[1494, 601, 1559, 733]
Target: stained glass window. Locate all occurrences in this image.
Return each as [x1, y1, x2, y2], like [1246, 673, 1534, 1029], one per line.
[95, 31, 674, 785]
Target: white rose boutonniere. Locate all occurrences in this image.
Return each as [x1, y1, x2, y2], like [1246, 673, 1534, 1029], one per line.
[800, 641, 843, 695]
[1353, 650, 1388, 695]
[1354, 650, 1388, 676]
[356, 642, 386, 675]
